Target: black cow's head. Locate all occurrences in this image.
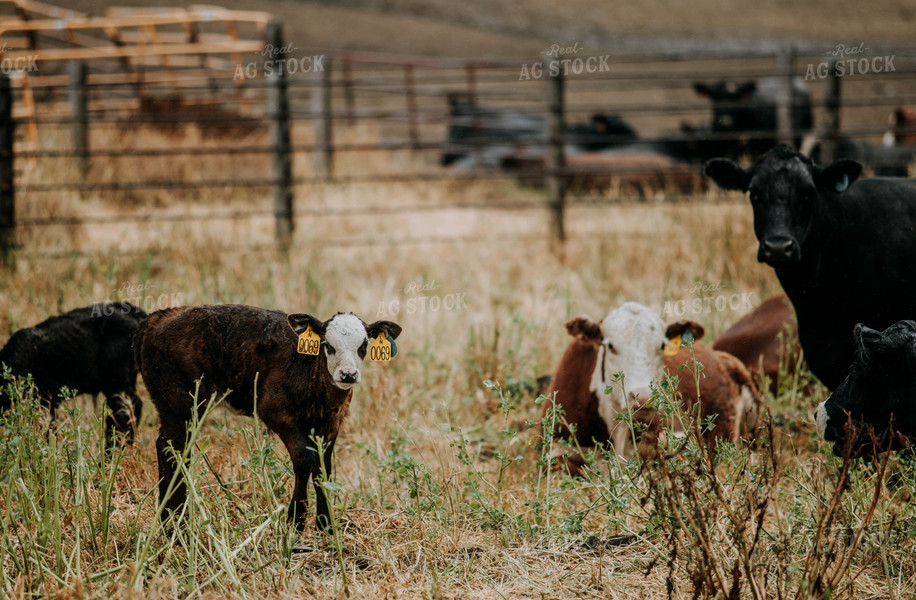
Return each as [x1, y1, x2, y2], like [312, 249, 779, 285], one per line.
[814, 321, 916, 457]
[694, 80, 758, 133]
[704, 145, 862, 266]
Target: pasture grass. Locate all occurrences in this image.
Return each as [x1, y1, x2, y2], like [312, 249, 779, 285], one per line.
[1, 227, 915, 599]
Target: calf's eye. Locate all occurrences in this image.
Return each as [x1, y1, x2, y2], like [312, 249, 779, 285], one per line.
[359, 340, 368, 354]
[325, 342, 337, 355]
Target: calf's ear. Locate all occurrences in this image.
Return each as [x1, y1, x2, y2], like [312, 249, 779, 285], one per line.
[368, 320, 402, 340]
[565, 316, 602, 345]
[288, 314, 325, 336]
[704, 159, 750, 192]
[666, 320, 705, 343]
[817, 160, 862, 194]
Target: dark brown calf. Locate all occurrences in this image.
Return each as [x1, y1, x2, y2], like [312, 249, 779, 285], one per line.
[712, 295, 802, 394]
[134, 304, 401, 531]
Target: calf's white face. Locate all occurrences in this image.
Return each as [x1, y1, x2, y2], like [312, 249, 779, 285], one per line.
[566, 302, 702, 456]
[323, 313, 370, 389]
[287, 312, 403, 391]
[592, 303, 668, 428]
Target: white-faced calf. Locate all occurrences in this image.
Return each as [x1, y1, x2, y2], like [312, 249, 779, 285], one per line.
[542, 302, 760, 471]
[133, 304, 401, 531]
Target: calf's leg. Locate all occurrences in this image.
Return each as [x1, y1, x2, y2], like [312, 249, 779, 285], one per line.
[313, 440, 336, 532]
[104, 392, 135, 446]
[156, 417, 191, 525]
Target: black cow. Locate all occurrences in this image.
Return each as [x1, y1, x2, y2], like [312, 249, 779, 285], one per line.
[704, 144, 916, 390]
[0, 302, 146, 444]
[694, 78, 813, 158]
[815, 321, 916, 456]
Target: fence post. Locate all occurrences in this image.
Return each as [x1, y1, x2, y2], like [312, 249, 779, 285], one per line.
[545, 65, 566, 243]
[266, 20, 293, 248]
[69, 60, 89, 179]
[776, 44, 796, 147]
[0, 76, 14, 265]
[821, 60, 841, 164]
[342, 55, 355, 124]
[465, 64, 482, 165]
[312, 56, 333, 180]
[405, 64, 419, 149]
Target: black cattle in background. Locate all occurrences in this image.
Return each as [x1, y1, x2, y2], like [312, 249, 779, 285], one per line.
[808, 136, 915, 177]
[565, 114, 638, 151]
[440, 92, 637, 167]
[693, 78, 813, 158]
[704, 144, 916, 391]
[0, 302, 146, 445]
[815, 321, 916, 457]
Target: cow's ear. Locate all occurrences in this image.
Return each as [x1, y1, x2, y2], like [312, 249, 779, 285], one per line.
[853, 323, 887, 364]
[288, 314, 325, 337]
[565, 316, 602, 345]
[666, 320, 705, 343]
[367, 320, 402, 340]
[693, 82, 712, 97]
[817, 159, 862, 194]
[705, 159, 750, 192]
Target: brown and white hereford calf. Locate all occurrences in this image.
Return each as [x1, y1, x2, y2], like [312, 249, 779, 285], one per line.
[712, 295, 803, 394]
[541, 302, 760, 472]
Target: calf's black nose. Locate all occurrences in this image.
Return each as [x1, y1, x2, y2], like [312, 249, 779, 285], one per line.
[340, 371, 358, 384]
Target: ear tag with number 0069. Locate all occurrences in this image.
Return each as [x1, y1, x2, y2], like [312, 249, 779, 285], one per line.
[369, 333, 397, 362]
[297, 326, 321, 356]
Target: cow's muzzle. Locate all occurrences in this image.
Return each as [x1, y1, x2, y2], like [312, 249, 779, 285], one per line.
[758, 237, 799, 265]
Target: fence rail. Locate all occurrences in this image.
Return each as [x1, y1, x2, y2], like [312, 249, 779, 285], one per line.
[1, 9, 915, 259]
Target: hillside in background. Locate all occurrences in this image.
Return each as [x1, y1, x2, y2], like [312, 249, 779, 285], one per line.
[65, 0, 916, 57]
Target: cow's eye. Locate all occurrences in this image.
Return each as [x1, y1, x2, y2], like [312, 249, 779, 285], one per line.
[359, 340, 368, 354]
[324, 342, 336, 355]
[606, 342, 616, 353]
[660, 341, 667, 351]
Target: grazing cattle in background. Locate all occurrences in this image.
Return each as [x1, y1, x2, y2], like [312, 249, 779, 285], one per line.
[541, 303, 760, 473]
[705, 144, 916, 390]
[134, 305, 401, 531]
[440, 92, 637, 167]
[713, 295, 803, 394]
[694, 78, 813, 158]
[0, 302, 146, 444]
[815, 321, 916, 457]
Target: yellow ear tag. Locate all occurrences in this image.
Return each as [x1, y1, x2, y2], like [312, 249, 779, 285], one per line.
[664, 335, 682, 357]
[369, 333, 392, 362]
[297, 326, 321, 356]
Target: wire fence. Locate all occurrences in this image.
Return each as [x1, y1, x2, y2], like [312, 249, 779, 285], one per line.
[2, 20, 916, 259]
